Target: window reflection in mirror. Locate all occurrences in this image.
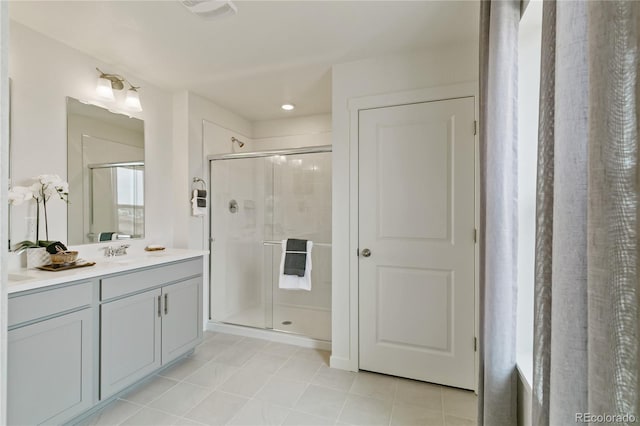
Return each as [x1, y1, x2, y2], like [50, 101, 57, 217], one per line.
[88, 162, 144, 242]
[67, 98, 144, 244]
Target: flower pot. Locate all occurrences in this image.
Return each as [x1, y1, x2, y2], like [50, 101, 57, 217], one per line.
[26, 247, 49, 269]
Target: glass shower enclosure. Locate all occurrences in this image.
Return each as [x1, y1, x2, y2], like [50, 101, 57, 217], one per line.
[209, 146, 332, 341]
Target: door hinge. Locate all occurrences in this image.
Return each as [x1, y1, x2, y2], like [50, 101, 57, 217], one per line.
[473, 120, 478, 136]
[474, 228, 477, 243]
[474, 337, 477, 352]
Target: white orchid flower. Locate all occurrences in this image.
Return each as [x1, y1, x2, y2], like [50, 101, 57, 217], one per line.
[54, 181, 69, 201]
[13, 174, 70, 243]
[29, 182, 43, 201]
[8, 186, 34, 205]
[42, 185, 58, 199]
[34, 174, 63, 185]
[55, 181, 69, 194]
[30, 175, 69, 201]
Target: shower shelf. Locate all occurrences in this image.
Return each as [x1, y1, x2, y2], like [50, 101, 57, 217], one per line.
[262, 240, 332, 247]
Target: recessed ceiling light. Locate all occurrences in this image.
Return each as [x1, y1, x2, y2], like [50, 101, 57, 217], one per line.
[281, 104, 295, 111]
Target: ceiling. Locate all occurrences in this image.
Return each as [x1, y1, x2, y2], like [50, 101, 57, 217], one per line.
[9, 1, 479, 121]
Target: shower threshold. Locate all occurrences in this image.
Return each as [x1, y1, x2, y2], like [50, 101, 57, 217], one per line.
[219, 304, 331, 341]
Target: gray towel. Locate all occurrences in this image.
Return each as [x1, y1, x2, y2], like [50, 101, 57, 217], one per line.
[99, 232, 115, 241]
[195, 190, 207, 207]
[284, 239, 307, 277]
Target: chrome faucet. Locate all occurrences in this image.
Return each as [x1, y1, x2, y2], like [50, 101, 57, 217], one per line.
[102, 244, 130, 257]
[102, 246, 115, 257]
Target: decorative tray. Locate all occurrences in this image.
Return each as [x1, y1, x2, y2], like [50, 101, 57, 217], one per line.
[37, 261, 96, 272]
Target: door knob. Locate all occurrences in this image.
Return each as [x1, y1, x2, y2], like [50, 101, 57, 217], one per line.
[361, 248, 371, 257]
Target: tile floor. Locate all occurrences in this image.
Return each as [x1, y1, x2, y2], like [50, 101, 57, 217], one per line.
[76, 332, 477, 426]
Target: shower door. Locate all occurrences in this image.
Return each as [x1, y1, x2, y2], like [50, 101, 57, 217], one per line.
[210, 156, 270, 330]
[210, 149, 332, 341]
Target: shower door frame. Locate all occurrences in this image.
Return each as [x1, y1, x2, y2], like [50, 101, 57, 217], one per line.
[207, 145, 332, 336]
[208, 145, 332, 161]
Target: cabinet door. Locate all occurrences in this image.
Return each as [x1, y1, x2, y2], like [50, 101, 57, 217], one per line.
[101, 288, 162, 399]
[162, 277, 202, 365]
[8, 308, 93, 425]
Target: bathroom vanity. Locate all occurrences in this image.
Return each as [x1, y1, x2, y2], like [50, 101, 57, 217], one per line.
[6, 250, 205, 426]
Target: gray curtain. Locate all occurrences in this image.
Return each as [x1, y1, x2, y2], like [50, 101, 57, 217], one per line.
[478, 0, 520, 425]
[0, 0, 8, 423]
[533, 1, 639, 425]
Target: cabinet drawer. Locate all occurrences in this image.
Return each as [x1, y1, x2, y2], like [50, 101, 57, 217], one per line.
[101, 257, 203, 300]
[8, 281, 93, 328]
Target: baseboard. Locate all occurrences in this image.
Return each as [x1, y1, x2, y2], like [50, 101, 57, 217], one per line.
[330, 355, 357, 372]
[206, 321, 331, 351]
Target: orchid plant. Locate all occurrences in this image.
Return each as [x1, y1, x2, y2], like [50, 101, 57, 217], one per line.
[9, 174, 69, 249]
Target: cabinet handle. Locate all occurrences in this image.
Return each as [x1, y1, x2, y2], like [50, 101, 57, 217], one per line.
[157, 295, 161, 317]
[164, 293, 168, 315]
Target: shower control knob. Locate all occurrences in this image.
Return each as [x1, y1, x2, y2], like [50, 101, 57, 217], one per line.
[361, 248, 371, 257]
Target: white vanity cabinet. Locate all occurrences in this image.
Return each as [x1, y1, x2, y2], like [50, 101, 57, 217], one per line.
[100, 257, 203, 399]
[7, 251, 205, 425]
[7, 281, 95, 426]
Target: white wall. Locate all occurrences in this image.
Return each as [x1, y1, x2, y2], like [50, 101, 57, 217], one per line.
[253, 113, 331, 150]
[9, 21, 174, 247]
[170, 91, 252, 324]
[184, 92, 253, 251]
[171, 91, 190, 250]
[331, 44, 479, 370]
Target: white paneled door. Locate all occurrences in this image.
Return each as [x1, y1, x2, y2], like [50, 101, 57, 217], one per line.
[358, 97, 476, 390]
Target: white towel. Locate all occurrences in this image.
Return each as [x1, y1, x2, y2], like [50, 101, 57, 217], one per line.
[191, 189, 206, 216]
[279, 240, 313, 291]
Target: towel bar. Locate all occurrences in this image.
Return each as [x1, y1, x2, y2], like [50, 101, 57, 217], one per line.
[262, 240, 332, 247]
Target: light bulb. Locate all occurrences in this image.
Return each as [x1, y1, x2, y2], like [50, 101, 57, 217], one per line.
[281, 104, 295, 111]
[125, 88, 142, 112]
[96, 77, 115, 101]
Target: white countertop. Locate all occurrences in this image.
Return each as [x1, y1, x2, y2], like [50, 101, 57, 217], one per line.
[8, 248, 208, 294]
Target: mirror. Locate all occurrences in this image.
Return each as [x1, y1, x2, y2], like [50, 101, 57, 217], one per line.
[66, 98, 145, 245]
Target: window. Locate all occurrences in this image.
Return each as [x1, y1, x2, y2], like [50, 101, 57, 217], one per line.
[516, 0, 543, 386]
[116, 166, 144, 238]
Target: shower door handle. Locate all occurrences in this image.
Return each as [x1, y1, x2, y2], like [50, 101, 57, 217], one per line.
[361, 248, 371, 257]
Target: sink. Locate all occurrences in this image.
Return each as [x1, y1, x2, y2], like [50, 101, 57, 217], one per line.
[8, 273, 34, 282]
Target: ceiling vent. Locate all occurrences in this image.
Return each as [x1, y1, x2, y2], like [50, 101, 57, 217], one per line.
[181, 0, 238, 19]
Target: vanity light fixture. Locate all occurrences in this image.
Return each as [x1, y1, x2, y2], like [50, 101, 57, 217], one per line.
[125, 86, 142, 112]
[95, 68, 123, 100]
[96, 76, 115, 100]
[95, 68, 143, 112]
[281, 104, 295, 111]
